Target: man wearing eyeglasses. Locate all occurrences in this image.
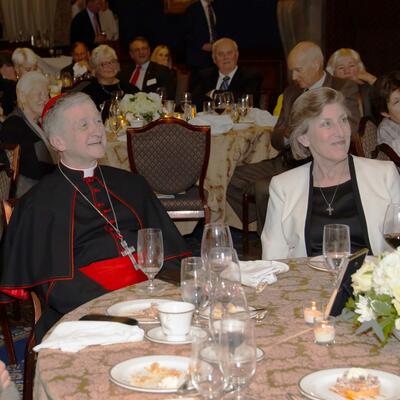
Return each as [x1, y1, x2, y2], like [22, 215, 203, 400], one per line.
[119, 37, 176, 100]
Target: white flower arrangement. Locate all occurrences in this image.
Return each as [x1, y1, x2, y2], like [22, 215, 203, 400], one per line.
[346, 248, 400, 343]
[119, 92, 163, 124]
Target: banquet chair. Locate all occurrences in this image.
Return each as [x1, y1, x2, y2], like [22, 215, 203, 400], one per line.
[2, 199, 42, 400]
[351, 116, 378, 158]
[375, 143, 400, 166]
[127, 117, 211, 223]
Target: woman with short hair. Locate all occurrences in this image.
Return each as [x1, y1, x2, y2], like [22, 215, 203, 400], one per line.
[261, 87, 400, 260]
[0, 71, 56, 195]
[11, 47, 38, 79]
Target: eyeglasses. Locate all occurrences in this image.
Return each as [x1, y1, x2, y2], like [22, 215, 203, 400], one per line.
[99, 60, 118, 68]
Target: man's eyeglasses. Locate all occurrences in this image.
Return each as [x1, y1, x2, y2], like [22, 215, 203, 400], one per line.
[99, 60, 119, 68]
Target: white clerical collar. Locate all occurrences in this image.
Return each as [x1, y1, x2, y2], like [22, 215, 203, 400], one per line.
[60, 160, 97, 178]
[308, 72, 326, 90]
[218, 66, 238, 80]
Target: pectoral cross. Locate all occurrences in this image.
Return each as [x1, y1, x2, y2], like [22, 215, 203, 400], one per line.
[120, 238, 139, 270]
[326, 205, 334, 216]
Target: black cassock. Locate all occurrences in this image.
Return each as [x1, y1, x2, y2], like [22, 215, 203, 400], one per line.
[0, 163, 190, 341]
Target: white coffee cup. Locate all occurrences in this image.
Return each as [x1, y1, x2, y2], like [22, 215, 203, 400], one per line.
[157, 301, 195, 339]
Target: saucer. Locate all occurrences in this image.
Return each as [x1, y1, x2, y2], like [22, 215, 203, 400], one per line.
[145, 326, 206, 345]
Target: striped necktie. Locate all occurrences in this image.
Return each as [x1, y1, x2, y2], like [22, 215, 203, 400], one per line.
[219, 76, 230, 91]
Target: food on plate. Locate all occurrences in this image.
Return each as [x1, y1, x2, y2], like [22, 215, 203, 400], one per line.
[129, 303, 159, 320]
[130, 362, 184, 389]
[330, 368, 381, 399]
[211, 302, 246, 319]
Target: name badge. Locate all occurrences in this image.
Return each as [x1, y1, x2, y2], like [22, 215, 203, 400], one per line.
[147, 78, 157, 86]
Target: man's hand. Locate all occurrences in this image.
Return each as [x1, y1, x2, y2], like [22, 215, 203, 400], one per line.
[95, 34, 107, 44]
[202, 43, 213, 52]
[357, 70, 377, 85]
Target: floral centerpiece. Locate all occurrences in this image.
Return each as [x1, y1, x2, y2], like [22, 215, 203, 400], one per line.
[119, 92, 163, 124]
[345, 248, 400, 343]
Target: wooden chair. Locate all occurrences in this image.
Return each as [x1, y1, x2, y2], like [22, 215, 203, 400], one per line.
[127, 117, 211, 223]
[2, 199, 42, 400]
[351, 116, 378, 158]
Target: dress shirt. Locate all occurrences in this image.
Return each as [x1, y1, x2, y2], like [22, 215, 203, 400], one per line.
[200, 0, 216, 42]
[87, 8, 100, 35]
[377, 117, 400, 156]
[135, 61, 149, 90]
[308, 71, 326, 90]
[215, 66, 238, 90]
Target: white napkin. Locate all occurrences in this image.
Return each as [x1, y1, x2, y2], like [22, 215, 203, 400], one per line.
[239, 260, 289, 288]
[33, 321, 144, 353]
[247, 108, 278, 127]
[189, 114, 233, 135]
[73, 62, 88, 78]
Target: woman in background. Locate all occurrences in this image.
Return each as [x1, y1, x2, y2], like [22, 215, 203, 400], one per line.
[11, 48, 38, 79]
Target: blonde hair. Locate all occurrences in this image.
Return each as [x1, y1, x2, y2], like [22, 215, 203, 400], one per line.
[289, 87, 349, 159]
[326, 48, 365, 75]
[12, 47, 38, 76]
[151, 45, 172, 69]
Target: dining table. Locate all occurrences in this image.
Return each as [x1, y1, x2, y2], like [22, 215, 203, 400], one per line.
[100, 122, 278, 229]
[33, 259, 400, 399]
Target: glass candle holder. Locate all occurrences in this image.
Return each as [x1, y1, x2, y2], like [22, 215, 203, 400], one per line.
[314, 317, 335, 345]
[303, 301, 323, 325]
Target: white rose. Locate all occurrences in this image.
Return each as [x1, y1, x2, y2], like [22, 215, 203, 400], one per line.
[352, 260, 375, 294]
[372, 251, 400, 296]
[354, 295, 376, 323]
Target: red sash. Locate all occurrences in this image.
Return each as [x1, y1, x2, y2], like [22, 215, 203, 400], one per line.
[80, 255, 147, 291]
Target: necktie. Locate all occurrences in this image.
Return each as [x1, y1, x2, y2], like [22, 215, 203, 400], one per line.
[207, 4, 217, 42]
[129, 65, 141, 87]
[93, 14, 101, 36]
[219, 76, 230, 91]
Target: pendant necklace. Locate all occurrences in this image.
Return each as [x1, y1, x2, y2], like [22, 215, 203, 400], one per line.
[58, 163, 139, 270]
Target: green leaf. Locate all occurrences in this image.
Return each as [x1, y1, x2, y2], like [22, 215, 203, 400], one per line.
[371, 299, 393, 316]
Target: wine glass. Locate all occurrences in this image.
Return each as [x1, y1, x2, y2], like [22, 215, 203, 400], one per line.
[223, 92, 235, 113]
[180, 92, 192, 112]
[136, 228, 164, 293]
[208, 247, 241, 285]
[181, 257, 208, 325]
[190, 330, 225, 399]
[238, 96, 249, 120]
[323, 224, 350, 287]
[203, 100, 215, 114]
[244, 94, 253, 109]
[201, 223, 233, 264]
[213, 93, 225, 115]
[383, 203, 400, 249]
[156, 86, 167, 102]
[219, 311, 257, 400]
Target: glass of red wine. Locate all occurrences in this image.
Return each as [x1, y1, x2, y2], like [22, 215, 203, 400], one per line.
[383, 204, 400, 249]
[213, 93, 225, 115]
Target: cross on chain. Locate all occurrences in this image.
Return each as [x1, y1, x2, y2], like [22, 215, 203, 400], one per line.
[326, 205, 334, 216]
[120, 239, 139, 270]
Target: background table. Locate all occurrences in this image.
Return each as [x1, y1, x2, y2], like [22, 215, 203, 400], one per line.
[100, 124, 278, 227]
[34, 261, 400, 399]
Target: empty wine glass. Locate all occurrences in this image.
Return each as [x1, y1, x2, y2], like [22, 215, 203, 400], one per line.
[208, 247, 241, 285]
[203, 100, 215, 114]
[191, 330, 225, 399]
[223, 91, 235, 107]
[323, 224, 350, 287]
[156, 86, 167, 102]
[201, 223, 233, 264]
[219, 311, 257, 400]
[181, 257, 208, 325]
[244, 94, 253, 109]
[238, 96, 249, 120]
[136, 228, 164, 293]
[383, 203, 400, 249]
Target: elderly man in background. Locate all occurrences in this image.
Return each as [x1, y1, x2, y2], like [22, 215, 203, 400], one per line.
[60, 41, 91, 82]
[70, 0, 107, 49]
[119, 37, 176, 100]
[0, 92, 189, 342]
[191, 37, 262, 109]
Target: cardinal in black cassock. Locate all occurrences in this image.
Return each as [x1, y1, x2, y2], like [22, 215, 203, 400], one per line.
[0, 93, 190, 342]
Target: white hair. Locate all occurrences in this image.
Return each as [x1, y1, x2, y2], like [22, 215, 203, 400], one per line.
[12, 47, 38, 69]
[326, 48, 366, 75]
[90, 44, 118, 69]
[16, 71, 48, 109]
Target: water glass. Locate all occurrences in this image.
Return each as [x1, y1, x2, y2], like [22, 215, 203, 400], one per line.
[201, 223, 233, 263]
[244, 94, 253, 109]
[383, 203, 400, 249]
[208, 247, 241, 285]
[156, 86, 167, 102]
[136, 228, 164, 293]
[203, 100, 215, 114]
[164, 100, 175, 116]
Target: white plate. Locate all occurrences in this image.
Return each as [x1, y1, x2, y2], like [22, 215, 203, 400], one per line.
[233, 122, 253, 130]
[298, 368, 400, 400]
[307, 255, 377, 273]
[107, 299, 170, 324]
[199, 305, 257, 320]
[109, 355, 189, 393]
[201, 345, 265, 363]
[145, 326, 207, 345]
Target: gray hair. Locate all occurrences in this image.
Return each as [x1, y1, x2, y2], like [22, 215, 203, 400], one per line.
[289, 87, 349, 159]
[90, 44, 118, 69]
[326, 48, 365, 75]
[12, 47, 38, 69]
[212, 37, 238, 60]
[16, 71, 48, 109]
[43, 92, 95, 139]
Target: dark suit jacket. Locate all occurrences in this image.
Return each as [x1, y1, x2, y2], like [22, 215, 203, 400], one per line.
[271, 72, 361, 150]
[70, 9, 101, 49]
[119, 61, 176, 100]
[60, 63, 74, 77]
[184, 1, 216, 69]
[190, 66, 262, 109]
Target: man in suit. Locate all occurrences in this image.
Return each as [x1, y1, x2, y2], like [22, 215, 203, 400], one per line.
[70, 0, 107, 49]
[184, 0, 218, 71]
[227, 41, 361, 235]
[60, 42, 91, 81]
[190, 37, 262, 109]
[119, 37, 176, 100]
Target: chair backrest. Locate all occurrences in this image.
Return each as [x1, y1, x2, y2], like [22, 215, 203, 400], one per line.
[376, 143, 400, 166]
[358, 116, 378, 158]
[127, 117, 211, 196]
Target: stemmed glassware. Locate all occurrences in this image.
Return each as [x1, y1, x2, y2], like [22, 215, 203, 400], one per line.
[201, 223, 233, 263]
[136, 228, 164, 293]
[208, 246, 241, 285]
[383, 203, 400, 249]
[223, 92, 235, 112]
[181, 257, 208, 325]
[323, 224, 351, 287]
[156, 86, 167, 102]
[213, 93, 225, 115]
[219, 311, 257, 400]
[238, 96, 249, 120]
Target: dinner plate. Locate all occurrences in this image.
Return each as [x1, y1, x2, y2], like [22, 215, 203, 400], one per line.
[107, 299, 170, 324]
[199, 305, 257, 320]
[145, 326, 207, 345]
[298, 368, 400, 400]
[109, 355, 190, 393]
[233, 122, 253, 130]
[201, 345, 265, 363]
[307, 255, 377, 273]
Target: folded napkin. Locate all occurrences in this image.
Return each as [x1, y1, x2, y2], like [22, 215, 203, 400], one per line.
[247, 108, 278, 127]
[33, 321, 144, 353]
[239, 260, 289, 288]
[189, 114, 233, 135]
[73, 62, 88, 78]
